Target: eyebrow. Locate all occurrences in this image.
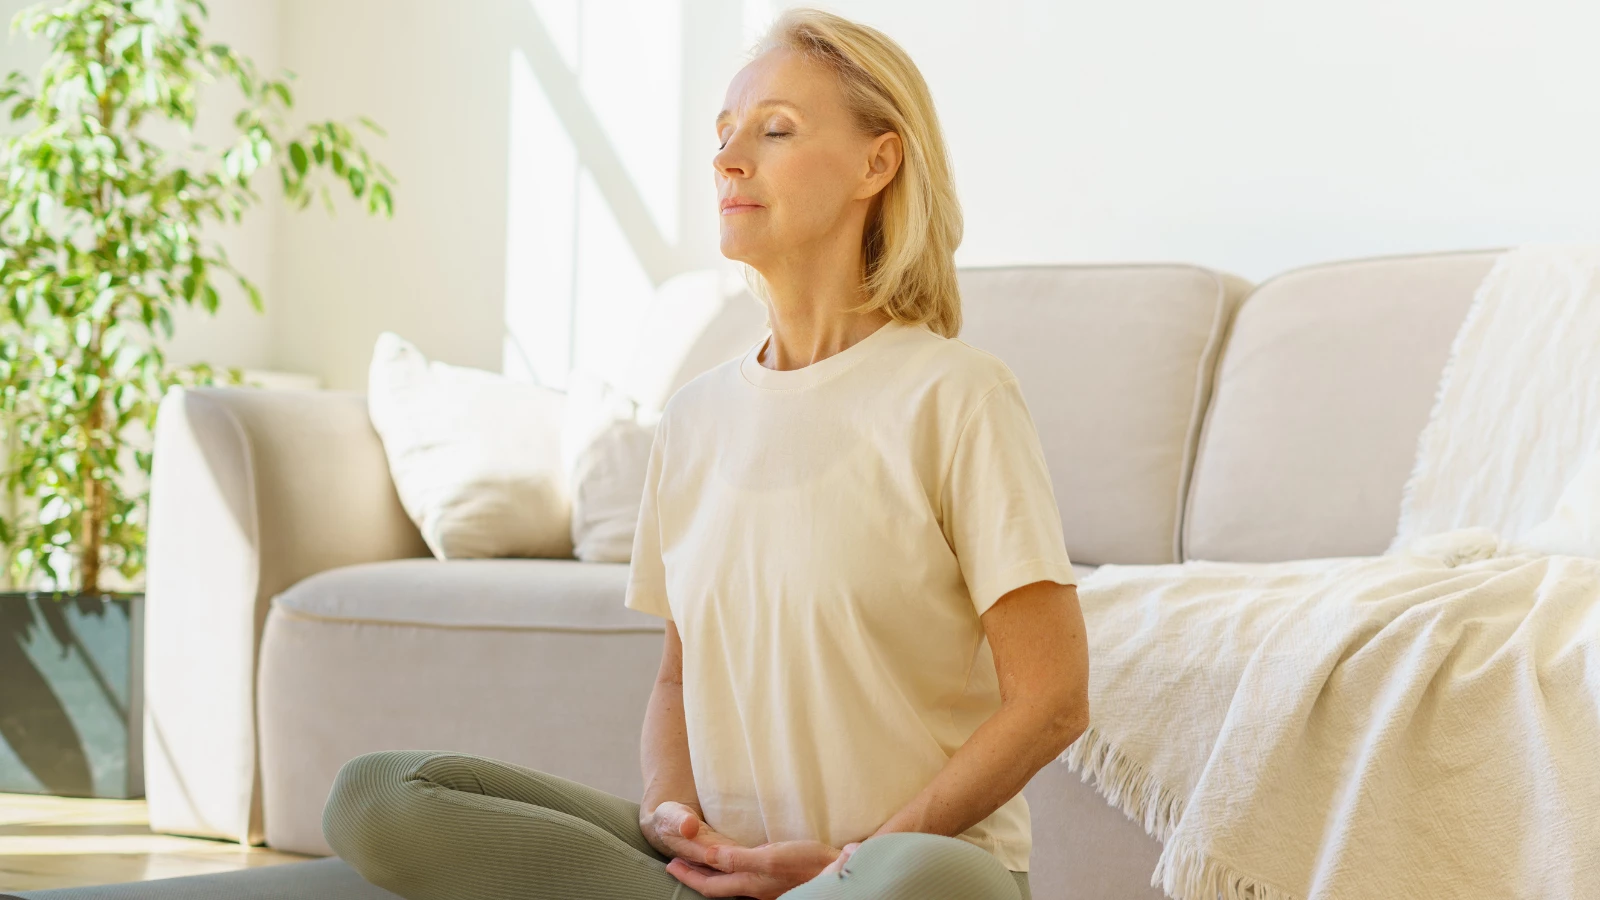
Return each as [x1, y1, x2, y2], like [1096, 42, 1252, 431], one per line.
[715, 99, 802, 127]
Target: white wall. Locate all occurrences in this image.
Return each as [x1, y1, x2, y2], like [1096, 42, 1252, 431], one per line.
[865, 0, 1600, 279]
[271, 0, 753, 392]
[7, 0, 1600, 393]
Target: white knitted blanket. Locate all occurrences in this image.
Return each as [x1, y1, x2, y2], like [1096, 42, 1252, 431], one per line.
[1061, 244, 1600, 899]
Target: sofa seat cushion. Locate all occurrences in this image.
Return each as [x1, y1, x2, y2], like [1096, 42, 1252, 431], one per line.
[273, 558, 1101, 631]
[258, 558, 1103, 857]
[271, 557, 659, 631]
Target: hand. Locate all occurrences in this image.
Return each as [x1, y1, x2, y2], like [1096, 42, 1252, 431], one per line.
[641, 801, 750, 870]
[666, 839, 850, 900]
[816, 841, 861, 879]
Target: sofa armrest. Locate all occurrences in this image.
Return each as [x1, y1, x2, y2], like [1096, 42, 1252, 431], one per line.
[142, 386, 428, 844]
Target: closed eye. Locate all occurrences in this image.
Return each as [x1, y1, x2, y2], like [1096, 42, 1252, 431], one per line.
[718, 132, 791, 150]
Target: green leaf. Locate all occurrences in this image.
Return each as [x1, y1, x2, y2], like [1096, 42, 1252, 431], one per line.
[0, 0, 393, 594]
[241, 278, 263, 313]
[109, 25, 140, 57]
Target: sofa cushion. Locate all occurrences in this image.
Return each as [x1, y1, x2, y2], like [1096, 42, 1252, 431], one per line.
[366, 332, 572, 560]
[274, 558, 1100, 630]
[958, 264, 1252, 565]
[273, 557, 655, 630]
[1183, 249, 1504, 562]
[260, 560, 663, 855]
[259, 557, 1100, 855]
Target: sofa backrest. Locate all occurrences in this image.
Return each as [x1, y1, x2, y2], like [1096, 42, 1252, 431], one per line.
[1182, 249, 1504, 562]
[957, 264, 1252, 566]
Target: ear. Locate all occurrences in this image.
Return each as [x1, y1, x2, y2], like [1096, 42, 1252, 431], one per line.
[857, 131, 903, 199]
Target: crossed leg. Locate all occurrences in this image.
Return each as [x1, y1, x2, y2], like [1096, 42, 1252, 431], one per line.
[323, 750, 1027, 900]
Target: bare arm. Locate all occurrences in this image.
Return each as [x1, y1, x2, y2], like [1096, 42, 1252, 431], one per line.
[868, 579, 1090, 841]
[640, 620, 702, 823]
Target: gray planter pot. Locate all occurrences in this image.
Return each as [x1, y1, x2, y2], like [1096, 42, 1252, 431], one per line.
[0, 590, 144, 798]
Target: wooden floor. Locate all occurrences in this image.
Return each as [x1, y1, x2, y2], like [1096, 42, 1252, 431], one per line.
[0, 793, 312, 892]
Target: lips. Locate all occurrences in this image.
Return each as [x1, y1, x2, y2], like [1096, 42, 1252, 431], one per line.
[720, 196, 764, 214]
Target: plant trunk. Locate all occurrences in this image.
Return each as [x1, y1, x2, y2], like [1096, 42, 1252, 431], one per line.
[74, 17, 114, 598]
[79, 395, 104, 592]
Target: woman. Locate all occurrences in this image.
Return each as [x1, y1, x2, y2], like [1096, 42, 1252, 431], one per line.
[322, 8, 1089, 900]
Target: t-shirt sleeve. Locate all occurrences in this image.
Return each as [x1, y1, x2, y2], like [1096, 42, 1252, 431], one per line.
[941, 376, 1077, 618]
[624, 416, 673, 622]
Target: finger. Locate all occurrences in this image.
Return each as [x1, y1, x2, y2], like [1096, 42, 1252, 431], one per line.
[670, 858, 722, 877]
[703, 844, 747, 873]
[663, 833, 732, 869]
[665, 861, 764, 899]
[677, 810, 700, 840]
[685, 830, 745, 865]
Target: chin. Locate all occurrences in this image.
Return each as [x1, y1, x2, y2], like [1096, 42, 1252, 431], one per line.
[718, 236, 766, 267]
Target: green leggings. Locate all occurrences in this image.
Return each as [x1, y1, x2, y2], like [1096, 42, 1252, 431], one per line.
[323, 750, 1031, 900]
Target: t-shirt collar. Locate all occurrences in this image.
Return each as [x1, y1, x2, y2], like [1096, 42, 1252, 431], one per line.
[739, 317, 911, 391]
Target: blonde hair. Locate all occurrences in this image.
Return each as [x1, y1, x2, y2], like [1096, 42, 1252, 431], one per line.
[741, 7, 964, 338]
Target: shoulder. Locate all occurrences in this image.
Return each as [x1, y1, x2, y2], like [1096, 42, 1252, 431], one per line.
[654, 348, 749, 434]
[903, 324, 1021, 402]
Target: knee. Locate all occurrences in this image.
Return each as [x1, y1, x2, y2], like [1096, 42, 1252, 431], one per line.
[848, 833, 1017, 900]
[322, 750, 435, 879]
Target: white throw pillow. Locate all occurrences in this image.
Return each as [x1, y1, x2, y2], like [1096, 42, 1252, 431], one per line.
[561, 369, 660, 563]
[1520, 451, 1600, 559]
[367, 332, 573, 560]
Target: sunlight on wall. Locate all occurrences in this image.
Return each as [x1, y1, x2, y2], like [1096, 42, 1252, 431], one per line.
[579, 1, 682, 247]
[503, 0, 686, 393]
[572, 167, 656, 381]
[505, 46, 577, 388]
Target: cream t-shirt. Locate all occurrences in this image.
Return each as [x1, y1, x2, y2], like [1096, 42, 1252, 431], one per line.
[623, 316, 1077, 873]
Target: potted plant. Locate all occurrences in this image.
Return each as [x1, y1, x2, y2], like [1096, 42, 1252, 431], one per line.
[0, 0, 394, 798]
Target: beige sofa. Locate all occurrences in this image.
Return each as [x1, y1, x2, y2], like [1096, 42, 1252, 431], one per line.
[141, 248, 1503, 900]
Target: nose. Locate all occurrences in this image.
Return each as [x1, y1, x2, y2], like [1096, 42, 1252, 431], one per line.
[713, 134, 749, 181]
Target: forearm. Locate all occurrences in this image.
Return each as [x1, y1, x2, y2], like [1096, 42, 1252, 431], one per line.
[870, 699, 1087, 841]
[639, 676, 703, 820]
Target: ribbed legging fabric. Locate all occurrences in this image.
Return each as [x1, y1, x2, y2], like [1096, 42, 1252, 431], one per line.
[323, 750, 1031, 900]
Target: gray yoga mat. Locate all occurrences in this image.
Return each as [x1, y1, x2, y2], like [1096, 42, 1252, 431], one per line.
[2, 857, 403, 900]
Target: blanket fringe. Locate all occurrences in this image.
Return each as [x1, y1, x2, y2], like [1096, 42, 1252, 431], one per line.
[1058, 725, 1185, 843]
[1155, 837, 1299, 900]
[1060, 728, 1303, 900]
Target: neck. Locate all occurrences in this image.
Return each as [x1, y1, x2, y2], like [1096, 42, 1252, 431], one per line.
[752, 226, 889, 372]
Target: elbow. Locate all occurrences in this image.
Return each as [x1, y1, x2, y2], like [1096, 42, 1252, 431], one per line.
[1048, 691, 1091, 753]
